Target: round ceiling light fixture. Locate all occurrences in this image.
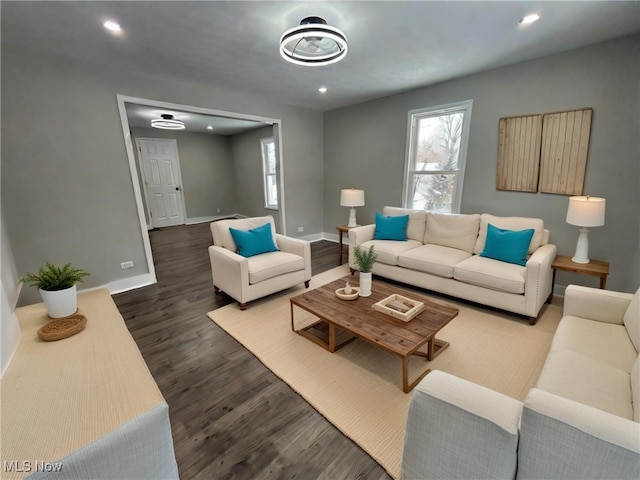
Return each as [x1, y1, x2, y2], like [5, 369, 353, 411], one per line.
[151, 113, 185, 130]
[280, 16, 348, 66]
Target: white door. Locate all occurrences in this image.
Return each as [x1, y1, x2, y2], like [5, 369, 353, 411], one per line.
[137, 138, 185, 228]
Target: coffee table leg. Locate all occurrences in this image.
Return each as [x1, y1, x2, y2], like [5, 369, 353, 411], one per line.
[403, 356, 431, 393]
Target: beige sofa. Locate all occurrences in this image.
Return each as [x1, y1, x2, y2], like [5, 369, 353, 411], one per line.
[348, 206, 556, 323]
[401, 285, 640, 479]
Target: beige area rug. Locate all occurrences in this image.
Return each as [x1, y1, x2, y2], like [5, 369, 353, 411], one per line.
[207, 266, 562, 479]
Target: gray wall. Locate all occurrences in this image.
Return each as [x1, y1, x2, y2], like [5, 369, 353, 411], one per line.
[324, 35, 640, 293]
[230, 126, 283, 231]
[131, 127, 238, 220]
[2, 45, 324, 306]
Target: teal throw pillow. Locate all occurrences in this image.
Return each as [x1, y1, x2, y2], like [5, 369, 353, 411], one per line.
[229, 223, 278, 257]
[480, 223, 534, 266]
[374, 212, 409, 241]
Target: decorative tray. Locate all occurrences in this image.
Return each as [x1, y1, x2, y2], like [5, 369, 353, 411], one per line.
[335, 287, 359, 300]
[38, 314, 87, 342]
[372, 294, 424, 322]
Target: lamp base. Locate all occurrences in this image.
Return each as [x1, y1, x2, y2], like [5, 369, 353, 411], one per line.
[347, 207, 358, 228]
[571, 227, 591, 264]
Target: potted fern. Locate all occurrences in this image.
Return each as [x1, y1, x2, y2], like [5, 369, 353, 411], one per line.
[353, 245, 377, 297]
[21, 262, 90, 318]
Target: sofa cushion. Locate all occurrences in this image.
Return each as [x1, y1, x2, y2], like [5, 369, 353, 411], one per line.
[229, 223, 279, 257]
[632, 356, 639, 422]
[399, 244, 472, 278]
[551, 316, 638, 373]
[480, 224, 534, 267]
[247, 251, 304, 284]
[423, 212, 480, 254]
[474, 214, 544, 255]
[374, 212, 409, 241]
[382, 206, 427, 242]
[623, 288, 640, 352]
[536, 349, 634, 420]
[454, 255, 526, 294]
[211, 216, 277, 252]
[360, 239, 422, 266]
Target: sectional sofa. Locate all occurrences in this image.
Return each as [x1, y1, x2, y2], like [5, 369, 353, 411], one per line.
[401, 285, 640, 479]
[348, 206, 557, 323]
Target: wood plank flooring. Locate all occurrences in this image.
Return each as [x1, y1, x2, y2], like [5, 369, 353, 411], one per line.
[112, 223, 390, 480]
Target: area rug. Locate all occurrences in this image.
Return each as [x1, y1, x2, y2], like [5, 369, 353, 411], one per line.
[207, 265, 562, 479]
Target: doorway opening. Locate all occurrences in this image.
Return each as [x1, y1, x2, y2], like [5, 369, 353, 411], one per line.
[116, 94, 286, 286]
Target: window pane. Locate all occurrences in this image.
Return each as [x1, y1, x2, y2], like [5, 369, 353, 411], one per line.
[414, 113, 463, 171]
[266, 174, 278, 206]
[266, 142, 276, 174]
[410, 173, 455, 212]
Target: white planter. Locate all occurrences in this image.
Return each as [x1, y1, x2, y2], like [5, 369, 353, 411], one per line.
[40, 285, 77, 318]
[359, 272, 372, 297]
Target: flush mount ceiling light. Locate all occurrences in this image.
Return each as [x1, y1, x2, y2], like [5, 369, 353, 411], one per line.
[280, 16, 348, 66]
[103, 20, 122, 33]
[151, 114, 185, 130]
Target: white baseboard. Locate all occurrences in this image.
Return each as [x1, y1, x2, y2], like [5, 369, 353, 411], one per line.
[80, 273, 156, 297]
[186, 215, 238, 225]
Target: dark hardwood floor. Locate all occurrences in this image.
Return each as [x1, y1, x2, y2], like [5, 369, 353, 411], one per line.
[112, 223, 390, 480]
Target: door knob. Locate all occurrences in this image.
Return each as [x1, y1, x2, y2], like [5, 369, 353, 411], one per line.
[175, 187, 180, 191]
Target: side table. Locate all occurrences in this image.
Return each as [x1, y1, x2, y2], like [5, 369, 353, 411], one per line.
[336, 225, 358, 265]
[551, 255, 610, 299]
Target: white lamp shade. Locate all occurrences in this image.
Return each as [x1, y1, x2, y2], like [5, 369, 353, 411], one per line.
[340, 189, 365, 207]
[566, 196, 605, 227]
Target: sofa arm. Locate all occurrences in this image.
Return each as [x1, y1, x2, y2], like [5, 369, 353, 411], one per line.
[276, 234, 312, 280]
[402, 371, 522, 480]
[518, 388, 640, 479]
[524, 243, 557, 318]
[347, 225, 375, 270]
[208, 245, 249, 303]
[563, 285, 634, 325]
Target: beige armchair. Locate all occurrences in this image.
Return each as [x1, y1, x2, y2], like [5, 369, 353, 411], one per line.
[209, 216, 311, 309]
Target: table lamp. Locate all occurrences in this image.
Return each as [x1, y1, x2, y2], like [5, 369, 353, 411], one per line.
[340, 189, 365, 228]
[566, 195, 605, 264]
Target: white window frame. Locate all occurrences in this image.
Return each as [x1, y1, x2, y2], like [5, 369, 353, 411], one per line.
[261, 137, 278, 210]
[402, 99, 473, 213]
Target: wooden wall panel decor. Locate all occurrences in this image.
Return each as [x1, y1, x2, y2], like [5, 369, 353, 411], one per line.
[497, 114, 542, 192]
[538, 108, 592, 195]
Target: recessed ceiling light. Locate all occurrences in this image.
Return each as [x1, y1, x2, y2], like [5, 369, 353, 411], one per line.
[207, 125, 213, 130]
[318, 86, 328, 94]
[519, 13, 540, 25]
[103, 20, 122, 33]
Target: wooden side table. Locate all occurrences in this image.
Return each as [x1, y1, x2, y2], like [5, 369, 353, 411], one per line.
[552, 255, 610, 294]
[337, 225, 358, 265]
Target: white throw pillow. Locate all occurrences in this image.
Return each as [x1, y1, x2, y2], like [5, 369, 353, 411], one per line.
[424, 213, 480, 254]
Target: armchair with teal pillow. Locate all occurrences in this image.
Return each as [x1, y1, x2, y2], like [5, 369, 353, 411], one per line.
[209, 216, 311, 309]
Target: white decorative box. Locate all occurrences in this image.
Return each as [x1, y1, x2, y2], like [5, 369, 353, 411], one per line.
[372, 294, 425, 322]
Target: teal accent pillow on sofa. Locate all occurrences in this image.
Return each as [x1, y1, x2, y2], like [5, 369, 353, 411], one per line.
[229, 223, 279, 257]
[480, 223, 534, 266]
[374, 212, 409, 241]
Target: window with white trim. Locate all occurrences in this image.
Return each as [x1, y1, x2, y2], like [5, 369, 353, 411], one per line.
[261, 137, 278, 209]
[403, 100, 473, 213]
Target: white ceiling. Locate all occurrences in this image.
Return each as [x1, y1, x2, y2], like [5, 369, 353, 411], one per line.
[3, 1, 639, 116]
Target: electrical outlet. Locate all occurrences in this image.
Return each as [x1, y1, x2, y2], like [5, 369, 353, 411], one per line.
[216, 208, 221, 213]
[120, 261, 134, 270]
[297, 226, 304, 233]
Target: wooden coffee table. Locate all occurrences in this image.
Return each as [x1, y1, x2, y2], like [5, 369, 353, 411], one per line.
[290, 276, 459, 392]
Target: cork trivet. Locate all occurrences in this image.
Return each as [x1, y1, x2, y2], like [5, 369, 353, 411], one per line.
[38, 314, 87, 341]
